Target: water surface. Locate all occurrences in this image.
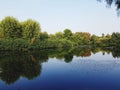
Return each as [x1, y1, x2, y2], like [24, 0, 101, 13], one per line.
[0, 47, 120, 90]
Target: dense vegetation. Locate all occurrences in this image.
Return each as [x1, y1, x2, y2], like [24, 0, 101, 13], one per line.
[0, 16, 120, 51]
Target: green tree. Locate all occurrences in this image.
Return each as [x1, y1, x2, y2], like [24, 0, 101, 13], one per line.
[0, 29, 4, 39]
[55, 32, 64, 39]
[102, 33, 105, 38]
[110, 32, 120, 46]
[21, 19, 41, 40]
[91, 34, 100, 45]
[71, 32, 83, 46]
[0, 16, 22, 38]
[82, 32, 91, 45]
[48, 34, 56, 40]
[39, 31, 48, 41]
[106, 34, 111, 38]
[63, 29, 72, 40]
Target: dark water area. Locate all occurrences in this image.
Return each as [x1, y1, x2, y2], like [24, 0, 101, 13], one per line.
[0, 47, 120, 90]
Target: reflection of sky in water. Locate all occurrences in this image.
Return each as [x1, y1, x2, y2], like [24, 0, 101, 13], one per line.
[0, 52, 120, 90]
[74, 52, 120, 60]
[41, 54, 120, 89]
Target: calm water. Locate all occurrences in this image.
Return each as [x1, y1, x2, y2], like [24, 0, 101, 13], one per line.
[0, 47, 120, 90]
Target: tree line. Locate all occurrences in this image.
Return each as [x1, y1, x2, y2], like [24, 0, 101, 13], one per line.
[0, 16, 120, 51]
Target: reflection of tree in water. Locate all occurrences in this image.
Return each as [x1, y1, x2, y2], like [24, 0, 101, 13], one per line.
[0, 47, 93, 84]
[0, 46, 119, 84]
[0, 52, 42, 84]
[0, 59, 23, 84]
[30, 50, 49, 63]
[71, 47, 91, 57]
[111, 47, 120, 58]
[21, 56, 41, 80]
[46, 47, 92, 61]
[64, 52, 73, 63]
[91, 47, 120, 58]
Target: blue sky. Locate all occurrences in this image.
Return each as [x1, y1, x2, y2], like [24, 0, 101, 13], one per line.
[0, 0, 120, 35]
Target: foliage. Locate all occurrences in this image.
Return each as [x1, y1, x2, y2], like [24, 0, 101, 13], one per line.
[55, 32, 64, 39]
[0, 16, 22, 38]
[39, 31, 48, 41]
[110, 32, 120, 46]
[81, 32, 91, 45]
[63, 29, 72, 40]
[0, 38, 29, 51]
[0, 52, 41, 84]
[98, 0, 120, 9]
[70, 32, 83, 46]
[0, 16, 119, 51]
[91, 34, 100, 45]
[45, 39, 72, 49]
[21, 19, 41, 39]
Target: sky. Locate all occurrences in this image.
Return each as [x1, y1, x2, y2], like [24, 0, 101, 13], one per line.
[0, 0, 120, 36]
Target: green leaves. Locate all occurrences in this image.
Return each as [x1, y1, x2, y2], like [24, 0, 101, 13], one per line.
[0, 16, 22, 38]
[63, 29, 72, 39]
[21, 19, 41, 39]
[39, 32, 48, 41]
[111, 32, 120, 46]
[0, 16, 41, 41]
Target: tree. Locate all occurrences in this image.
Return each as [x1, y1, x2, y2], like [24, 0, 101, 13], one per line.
[39, 31, 48, 41]
[102, 33, 105, 38]
[91, 34, 100, 45]
[106, 34, 111, 38]
[98, 0, 120, 15]
[71, 32, 83, 46]
[63, 29, 72, 40]
[110, 32, 120, 46]
[0, 29, 4, 39]
[0, 16, 22, 38]
[82, 32, 91, 45]
[55, 32, 64, 39]
[48, 34, 56, 40]
[98, 0, 120, 9]
[21, 19, 41, 39]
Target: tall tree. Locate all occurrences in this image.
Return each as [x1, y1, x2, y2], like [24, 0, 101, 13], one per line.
[0, 16, 22, 38]
[21, 19, 41, 39]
